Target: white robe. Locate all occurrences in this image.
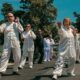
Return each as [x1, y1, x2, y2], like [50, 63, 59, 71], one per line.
[22, 30, 36, 53]
[19, 30, 36, 68]
[50, 38, 55, 59]
[58, 27, 76, 59]
[0, 22, 23, 72]
[75, 33, 80, 62]
[53, 26, 76, 76]
[0, 22, 23, 49]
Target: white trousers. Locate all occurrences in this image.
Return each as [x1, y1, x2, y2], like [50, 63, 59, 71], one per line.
[53, 56, 75, 76]
[0, 47, 21, 72]
[76, 49, 80, 62]
[44, 49, 50, 61]
[19, 51, 34, 68]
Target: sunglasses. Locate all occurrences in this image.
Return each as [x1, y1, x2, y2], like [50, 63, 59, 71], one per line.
[8, 16, 13, 17]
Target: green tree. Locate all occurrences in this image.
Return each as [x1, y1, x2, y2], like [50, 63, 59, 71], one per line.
[73, 12, 80, 32]
[1, 2, 14, 21]
[13, 10, 25, 25]
[20, 0, 57, 30]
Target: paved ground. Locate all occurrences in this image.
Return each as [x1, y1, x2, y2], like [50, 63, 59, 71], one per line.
[0, 60, 80, 80]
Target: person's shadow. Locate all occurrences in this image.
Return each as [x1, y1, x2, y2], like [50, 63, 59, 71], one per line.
[1, 72, 20, 76]
[31, 75, 52, 80]
[31, 66, 54, 80]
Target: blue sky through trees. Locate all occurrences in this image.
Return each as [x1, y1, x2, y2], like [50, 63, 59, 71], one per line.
[0, 0, 80, 22]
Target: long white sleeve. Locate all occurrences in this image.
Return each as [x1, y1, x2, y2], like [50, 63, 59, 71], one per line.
[16, 23, 24, 33]
[29, 30, 36, 39]
[21, 32, 27, 39]
[50, 39, 55, 45]
[0, 23, 6, 33]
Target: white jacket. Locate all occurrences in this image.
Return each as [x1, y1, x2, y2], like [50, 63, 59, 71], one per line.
[58, 27, 76, 59]
[22, 30, 36, 52]
[0, 22, 24, 48]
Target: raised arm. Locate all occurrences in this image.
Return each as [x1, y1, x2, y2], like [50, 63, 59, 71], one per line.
[15, 17, 24, 33]
[16, 23, 24, 33]
[29, 31, 36, 39]
[0, 23, 6, 33]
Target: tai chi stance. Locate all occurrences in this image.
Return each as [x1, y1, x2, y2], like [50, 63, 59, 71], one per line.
[0, 13, 23, 75]
[19, 24, 36, 69]
[52, 18, 76, 80]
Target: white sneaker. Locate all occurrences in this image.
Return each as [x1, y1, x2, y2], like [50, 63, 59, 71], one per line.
[48, 59, 50, 61]
[18, 66, 23, 70]
[67, 72, 76, 76]
[29, 65, 33, 69]
[52, 74, 58, 80]
[43, 59, 47, 62]
[70, 73, 76, 76]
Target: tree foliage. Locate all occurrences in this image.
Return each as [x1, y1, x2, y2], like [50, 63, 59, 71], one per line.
[1, 2, 14, 20]
[20, 0, 57, 30]
[0, 0, 58, 43]
[73, 12, 80, 32]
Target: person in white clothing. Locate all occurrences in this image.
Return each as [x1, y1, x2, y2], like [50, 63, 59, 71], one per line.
[49, 34, 55, 60]
[19, 24, 36, 69]
[52, 18, 76, 80]
[75, 29, 80, 63]
[43, 34, 51, 62]
[0, 12, 23, 75]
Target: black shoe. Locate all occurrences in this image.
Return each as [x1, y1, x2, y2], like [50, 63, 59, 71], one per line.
[0, 72, 5, 76]
[64, 64, 68, 68]
[52, 77, 57, 80]
[18, 67, 23, 70]
[12, 71, 20, 75]
[0, 74, 1, 79]
[76, 61, 80, 64]
[38, 61, 43, 64]
[0, 72, 2, 78]
[38, 62, 42, 64]
[52, 78, 57, 80]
